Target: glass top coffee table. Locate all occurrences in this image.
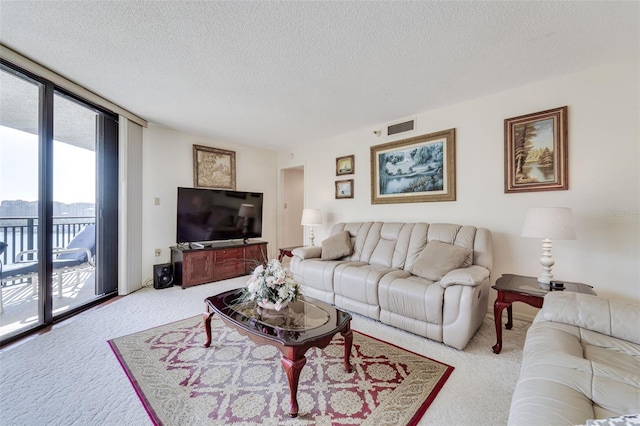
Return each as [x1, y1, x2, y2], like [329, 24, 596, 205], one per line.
[203, 289, 353, 418]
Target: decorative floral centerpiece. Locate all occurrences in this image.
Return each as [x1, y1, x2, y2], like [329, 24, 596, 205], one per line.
[243, 259, 301, 311]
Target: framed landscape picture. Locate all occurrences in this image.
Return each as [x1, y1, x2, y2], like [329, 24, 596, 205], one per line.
[335, 179, 354, 199]
[193, 145, 236, 189]
[336, 155, 355, 175]
[504, 106, 568, 193]
[370, 129, 456, 204]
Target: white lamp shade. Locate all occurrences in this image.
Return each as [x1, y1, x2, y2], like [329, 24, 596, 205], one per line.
[521, 207, 576, 240]
[301, 208, 322, 226]
[238, 204, 255, 218]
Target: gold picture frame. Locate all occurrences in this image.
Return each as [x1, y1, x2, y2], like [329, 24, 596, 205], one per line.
[370, 129, 456, 204]
[193, 145, 236, 189]
[335, 179, 354, 199]
[336, 155, 355, 175]
[504, 106, 568, 193]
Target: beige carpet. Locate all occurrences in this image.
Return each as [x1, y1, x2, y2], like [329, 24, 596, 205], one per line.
[109, 315, 454, 425]
[0, 277, 531, 425]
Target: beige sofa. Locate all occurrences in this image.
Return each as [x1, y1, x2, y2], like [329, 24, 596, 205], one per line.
[290, 221, 493, 350]
[509, 292, 640, 425]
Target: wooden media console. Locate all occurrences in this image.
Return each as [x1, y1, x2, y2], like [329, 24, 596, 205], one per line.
[170, 241, 268, 288]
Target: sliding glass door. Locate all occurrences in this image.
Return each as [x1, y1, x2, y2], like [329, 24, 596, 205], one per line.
[0, 67, 42, 336]
[0, 61, 118, 344]
[51, 92, 99, 315]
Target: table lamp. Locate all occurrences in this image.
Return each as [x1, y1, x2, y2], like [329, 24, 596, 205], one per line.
[238, 204, 255, 243]
[301, 208, 322, 246]
[521, 207, 575, 286]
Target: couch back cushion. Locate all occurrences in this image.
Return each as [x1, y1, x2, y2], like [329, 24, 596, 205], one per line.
[330, 221, 493, 273]
[365, 223, 414, 268]
[541, 292, 640, 344]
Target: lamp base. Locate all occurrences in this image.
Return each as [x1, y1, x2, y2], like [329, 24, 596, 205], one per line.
[537, 238, 555, 288]
[537, 279, 550, 289]
[309, 226, 316, 246]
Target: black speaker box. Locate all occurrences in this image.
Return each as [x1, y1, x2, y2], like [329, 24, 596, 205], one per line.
[153, 263, 174, 289]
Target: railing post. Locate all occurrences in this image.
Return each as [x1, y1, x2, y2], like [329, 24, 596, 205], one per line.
[27, 218, 35, 261]
[1, 227, 7, 265]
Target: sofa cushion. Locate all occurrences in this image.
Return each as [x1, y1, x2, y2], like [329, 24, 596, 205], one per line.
[411, 241, 472, 281]
[321, 231, 353, 260]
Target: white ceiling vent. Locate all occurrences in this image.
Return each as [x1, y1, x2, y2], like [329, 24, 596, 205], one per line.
[387, 118, 415, 136]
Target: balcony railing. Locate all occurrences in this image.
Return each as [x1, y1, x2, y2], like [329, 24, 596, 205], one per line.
[0, 216, 96, 266]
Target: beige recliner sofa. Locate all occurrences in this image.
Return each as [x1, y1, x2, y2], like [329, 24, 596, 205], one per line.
[290, 222, 493, 350]
[509, 292, 640, 425]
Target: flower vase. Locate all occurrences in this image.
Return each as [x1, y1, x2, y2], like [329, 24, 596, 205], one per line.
[257, 300, 289, 311]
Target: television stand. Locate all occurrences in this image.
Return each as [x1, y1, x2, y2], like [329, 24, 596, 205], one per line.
[171, 240, 267, 288]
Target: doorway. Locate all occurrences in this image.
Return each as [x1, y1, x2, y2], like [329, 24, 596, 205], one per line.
[280, 166, 304, 258]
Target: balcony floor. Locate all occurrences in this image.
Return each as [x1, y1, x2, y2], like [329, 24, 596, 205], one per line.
[0, 269, 99, 340]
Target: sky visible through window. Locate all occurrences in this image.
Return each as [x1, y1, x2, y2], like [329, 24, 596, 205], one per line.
[0, 125, 96, 204]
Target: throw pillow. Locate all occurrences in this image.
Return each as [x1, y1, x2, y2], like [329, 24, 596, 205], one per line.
[583, 414, 640, 426]
[321, 231, 353, 260]
[411, 241, 473, 282]
[291, 246, 322, 260]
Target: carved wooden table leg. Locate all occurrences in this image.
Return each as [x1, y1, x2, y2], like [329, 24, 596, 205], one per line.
[203, 304, 214, 348]
[281, 355, 307, 418]
[492, 299, 511, 354]
[505, 304, 513, 330]
[341, 327, 353, 373]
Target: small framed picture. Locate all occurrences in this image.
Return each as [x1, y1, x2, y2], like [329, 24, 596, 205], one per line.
[504, 106, 568, 193]
[335, 179, 354, 199]
[336, 155, 355, 175]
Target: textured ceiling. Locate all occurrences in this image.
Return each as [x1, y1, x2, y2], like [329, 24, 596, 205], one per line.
[0, 1, 638, 151]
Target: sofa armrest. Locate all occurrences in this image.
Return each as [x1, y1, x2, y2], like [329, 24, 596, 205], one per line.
[539, 292, 640, 344]
[291, 246, 322, 260]
[439, 265, 490, 288]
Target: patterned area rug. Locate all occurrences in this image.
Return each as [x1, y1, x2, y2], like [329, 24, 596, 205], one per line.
[109, 316, 454, 426]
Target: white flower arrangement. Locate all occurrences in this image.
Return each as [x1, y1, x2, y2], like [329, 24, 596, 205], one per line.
[244, 259, 301, 311]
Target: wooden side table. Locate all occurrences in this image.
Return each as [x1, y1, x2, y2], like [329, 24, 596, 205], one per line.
[491, 274, 596, 354]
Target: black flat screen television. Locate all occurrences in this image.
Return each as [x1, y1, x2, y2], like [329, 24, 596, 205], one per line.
[176, 187, 264, 244]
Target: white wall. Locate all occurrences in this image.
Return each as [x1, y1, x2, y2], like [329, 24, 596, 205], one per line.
[277, 58, 640, 315]
[141, 124, 278, 285]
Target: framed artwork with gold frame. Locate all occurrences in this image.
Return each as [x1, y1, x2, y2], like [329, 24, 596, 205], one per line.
[193, 145, 236, 189]
[504, 106, 568, 193]
[335, 179, 354, 199]
[336, 155, 355, 175]
[370, 129, 456, 204]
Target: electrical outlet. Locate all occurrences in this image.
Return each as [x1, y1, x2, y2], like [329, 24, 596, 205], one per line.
[154, 248, 161, 257]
